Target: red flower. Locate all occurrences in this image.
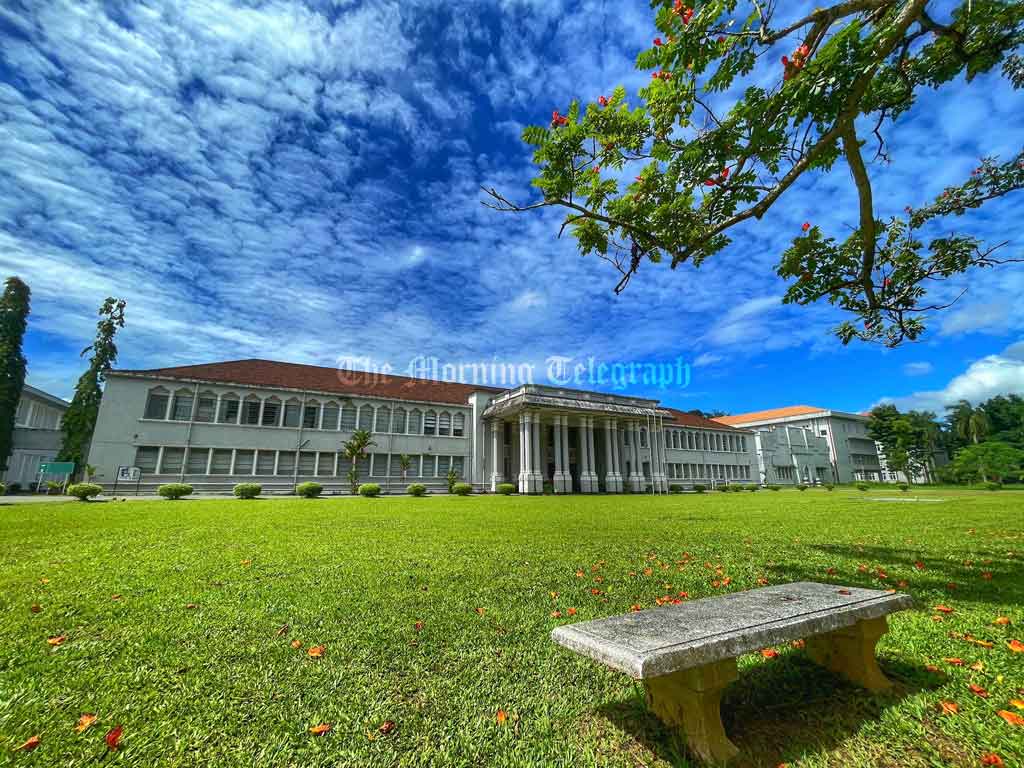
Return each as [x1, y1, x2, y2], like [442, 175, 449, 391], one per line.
[598, 95, 608, 107]
[781, 55, 789, 66]
[720, 167, 730, 179]
[592, 166, 600, 174]
[682, 8, 693, 23]
[654, 37, 663, 47]
[704, 179, 716, 186]
[802, 222, 810, 232]
[717, 36, 726, 43]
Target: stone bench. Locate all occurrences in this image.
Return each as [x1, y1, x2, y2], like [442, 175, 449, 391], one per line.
[552, 581, 912, 765]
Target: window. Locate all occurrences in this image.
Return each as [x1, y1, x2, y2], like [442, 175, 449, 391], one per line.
[261, 398, 281, 427]
[242, 397, 261, 425]
[218, 396, 240, 424]
[438, 412, 451, 436]
[144, 388, 170, 419]
[624, 430, 630, 446]
[437, 455, 451, 477]
[392, 408, 407, 434]
[298, 452, 316, 476]
[186, 448, 209, 475]
[135, 447, 159, 473]
[303, 404, 320, 429]
[453, 413, 465, 437]
[340, 404, 357, 431]
[160, 447, 185, 474]
[370, 453, 389, 476]
[640, 428, 647, 448]
[234, 450, 255, 474]
[283, 400, 301, 428]
[424, 411, 437, 436]
[408, 409, 422, 434]
[256, 451, 276, 475]
[355, 453, 370, 478]
[316, 452, 335, 476]
[277, 451, 296, 475]
[395, 454, 418, 478]
[452, 456, 465, 477]
[702, 433, 709, 450]
[322, 403, 340, 430]
[210, 449, 232, 474]
[357, 405, 373, 431]
[171, 391, 194, 421]
[195, 394, 217, 423]
[375, 406, 391, 433]
[687, 432, 695, 450]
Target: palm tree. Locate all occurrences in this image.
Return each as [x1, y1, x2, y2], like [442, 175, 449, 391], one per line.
[398, 454, 412, 485]
[341, 429, 375, 494]
[947, 400, 989, 445]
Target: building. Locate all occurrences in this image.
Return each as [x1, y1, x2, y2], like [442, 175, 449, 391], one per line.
[86, 359, 758, 494]
[713, 406, 883, 484]
[2, 384, 69, 488]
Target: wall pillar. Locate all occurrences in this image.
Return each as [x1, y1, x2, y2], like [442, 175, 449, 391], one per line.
[518, 413, 530, 494]
[490, 420, 504, 491]
[577, 416, 598, 493]
[629, 420, 644, 492]
[553, 415, 570, 493]
[561, 415, 572, 492]
[530, 412, 543, 493]
[603, 418, 620, 493]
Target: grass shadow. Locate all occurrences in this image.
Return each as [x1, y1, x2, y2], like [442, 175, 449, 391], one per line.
[596, 653, 932, 767]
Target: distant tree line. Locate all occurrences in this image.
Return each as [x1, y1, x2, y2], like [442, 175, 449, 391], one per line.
[869, 396, 1024, 485]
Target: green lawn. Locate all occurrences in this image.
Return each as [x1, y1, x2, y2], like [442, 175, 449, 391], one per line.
[1, 489, 1022, 767]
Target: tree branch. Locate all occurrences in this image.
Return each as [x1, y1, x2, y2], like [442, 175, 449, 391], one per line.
[842, 123, 879, 309]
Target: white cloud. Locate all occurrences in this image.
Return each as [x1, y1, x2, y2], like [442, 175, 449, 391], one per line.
[693, 353, 723, 367]
[878, 341, 1024, 412]
[902, 361, 933, 376]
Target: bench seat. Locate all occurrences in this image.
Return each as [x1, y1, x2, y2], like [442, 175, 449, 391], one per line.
[552, 582, 912, 765]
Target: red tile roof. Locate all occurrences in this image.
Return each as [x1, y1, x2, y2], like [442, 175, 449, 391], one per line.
[713, 405, 826, 426]
[664, 408, 749, 431]
[113, 359, 503, 406]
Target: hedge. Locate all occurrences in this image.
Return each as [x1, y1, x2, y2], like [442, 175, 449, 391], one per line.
[496, 483, 515, 495]
[407, 483, 427, 497]
[767, 485, 782, 491]
[158, 483, 193, 500]
[693, 484, 706, 493]
[66, 483, 103, 501]
[452, 482, 473, 496]
[295, 482, 323, 498]
[358, 483, 381, 497]
[233, 483, 262, 499]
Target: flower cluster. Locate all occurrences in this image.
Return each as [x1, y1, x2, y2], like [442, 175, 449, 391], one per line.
[782, 44, 810, 81]
[550, 110, 569, 128]
[672, 0, 694, 24]
[651, 70, 673, 81]
[703, 167, 729, 186]
[597, 95, 608, 107]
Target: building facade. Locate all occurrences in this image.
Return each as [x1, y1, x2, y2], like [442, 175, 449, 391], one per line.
[714, 406, 884, 484]
[2, 384, 69, 488]
[86, 359, 758, 494]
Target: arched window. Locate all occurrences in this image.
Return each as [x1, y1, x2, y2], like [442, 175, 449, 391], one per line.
[340, 403, 357, 431]
[194, 391, 218, 423]
[375, 406, 391, 433]
[144, 387, 170, 420]
[303, 400, 321, 429]
[242, 395, 261, 425]
[408, 409, 423, 434]
[218, 393, 240, 423]
[452, 413, 465, 437]
[424, 410, 437, 435]
[261, 396, 282, 427]
[438, 412, 451, 436]
[322, 401, 340, 430]
[392, 407, 407, 434]
[357, 404, 374, 431]
[283, 398, 302, 428]
[170, 389, 195, 421]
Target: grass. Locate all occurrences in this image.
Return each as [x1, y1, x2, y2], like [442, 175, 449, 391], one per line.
[1, 489, 1022, 767]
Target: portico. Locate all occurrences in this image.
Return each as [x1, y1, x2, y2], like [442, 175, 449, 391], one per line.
[481, 384, 671, 494]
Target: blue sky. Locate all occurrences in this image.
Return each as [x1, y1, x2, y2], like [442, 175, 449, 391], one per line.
[1, 0, 1022, 415]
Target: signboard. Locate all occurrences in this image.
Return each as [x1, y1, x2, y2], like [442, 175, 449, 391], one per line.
[117, 466, 141, 482]
[39, 462, 75, 476]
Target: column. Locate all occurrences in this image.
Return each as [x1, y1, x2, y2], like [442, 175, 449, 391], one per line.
[561, 415, 572, 492]
[581, 416, 599, 493]
[518, 413, 529, 494]
[530, 413, 543, 493]
[630, 421, 644, 492]
[654, 420, 667, 492]
[553, 415, 569, 493]
[603, 418, 619, 493]
[490, 420, 503, 491]
[611, 421, 623, 491]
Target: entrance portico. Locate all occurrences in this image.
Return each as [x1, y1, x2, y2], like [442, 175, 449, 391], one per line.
[481, 384, 671, 494]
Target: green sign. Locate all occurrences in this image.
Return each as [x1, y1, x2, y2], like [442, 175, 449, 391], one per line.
[39, 462, 75, 476]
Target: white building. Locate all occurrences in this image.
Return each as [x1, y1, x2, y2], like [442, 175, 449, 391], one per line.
[713, 406, 884, 484]
[2, 384, 69, 488]
[86, 359, 759, 494]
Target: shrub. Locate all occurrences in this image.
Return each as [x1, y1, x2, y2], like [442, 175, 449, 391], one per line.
[746, 484, 759, 492]
[158, 483, 193, 500]
[46, 481, 63, 495]
[66, 483, 102, 501]
[767, 484, 782, 491]
[358, 483, 381, 498]
[669, 484, 683, 493]
[856, 483, 869, 491]
[899, 483, 910, 492]
[496, 483, 515, 495]
[407, 483, 427, 497]
[824, 484, 835, 491]
[452, 482, 473, 496]
[717, 485, 730, 492]
[233, 483, 262, 499]
[446, 468, 459, 494]
[984, 481, 1002, 491]
[730, 484, 743, 492]
[6, 482, 19, 494]
[796, 484, 809, 492]
[0, 482, 5, 496]
[295, 482, 323, 498]
[693, 484, 706, 493]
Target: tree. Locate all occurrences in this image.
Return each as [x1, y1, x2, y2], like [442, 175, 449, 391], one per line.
[946, 399, 989, 445]
[341, 429, 375, 494]
[0, 277, 31, 474]
[398, 454, 412, 485]
[57, 298, 127, 472]
[486, 1, 1024, 347]
[979, 393, 1024, 447]
[869, 404, 941, 482]
[949, 441, 1024, 483]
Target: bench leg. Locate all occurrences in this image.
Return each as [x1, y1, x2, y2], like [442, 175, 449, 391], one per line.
[643, 658, 739, 765]
[805, 616, 892, 692]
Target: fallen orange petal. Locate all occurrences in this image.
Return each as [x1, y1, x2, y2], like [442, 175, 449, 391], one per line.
[47, 635, 66, 646]
[761, 649, 779, 659]
[496, 709, 508, 726]
[307, 645, 325, 658]
[379, 720, 396, 735]
[309, 723, 332, 735]
[30, 604, 42, 613]
[1010, 699, 1024, 711]
[981, 754, 1004, 767]
[16, 736, 40, 752]
[969, 683, 990, 698]
[75, 714, 97, 733]
[934, 605, 954, 614]
[993, 617, 1011, 626]
[944, 658, 963, 666]
[939, 700, 959, 715]
[1007, 639, 1024, 653]
[105, 725, 123, 751]
[996, 710, 1024, 726]
[290, 639, 302, 649]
